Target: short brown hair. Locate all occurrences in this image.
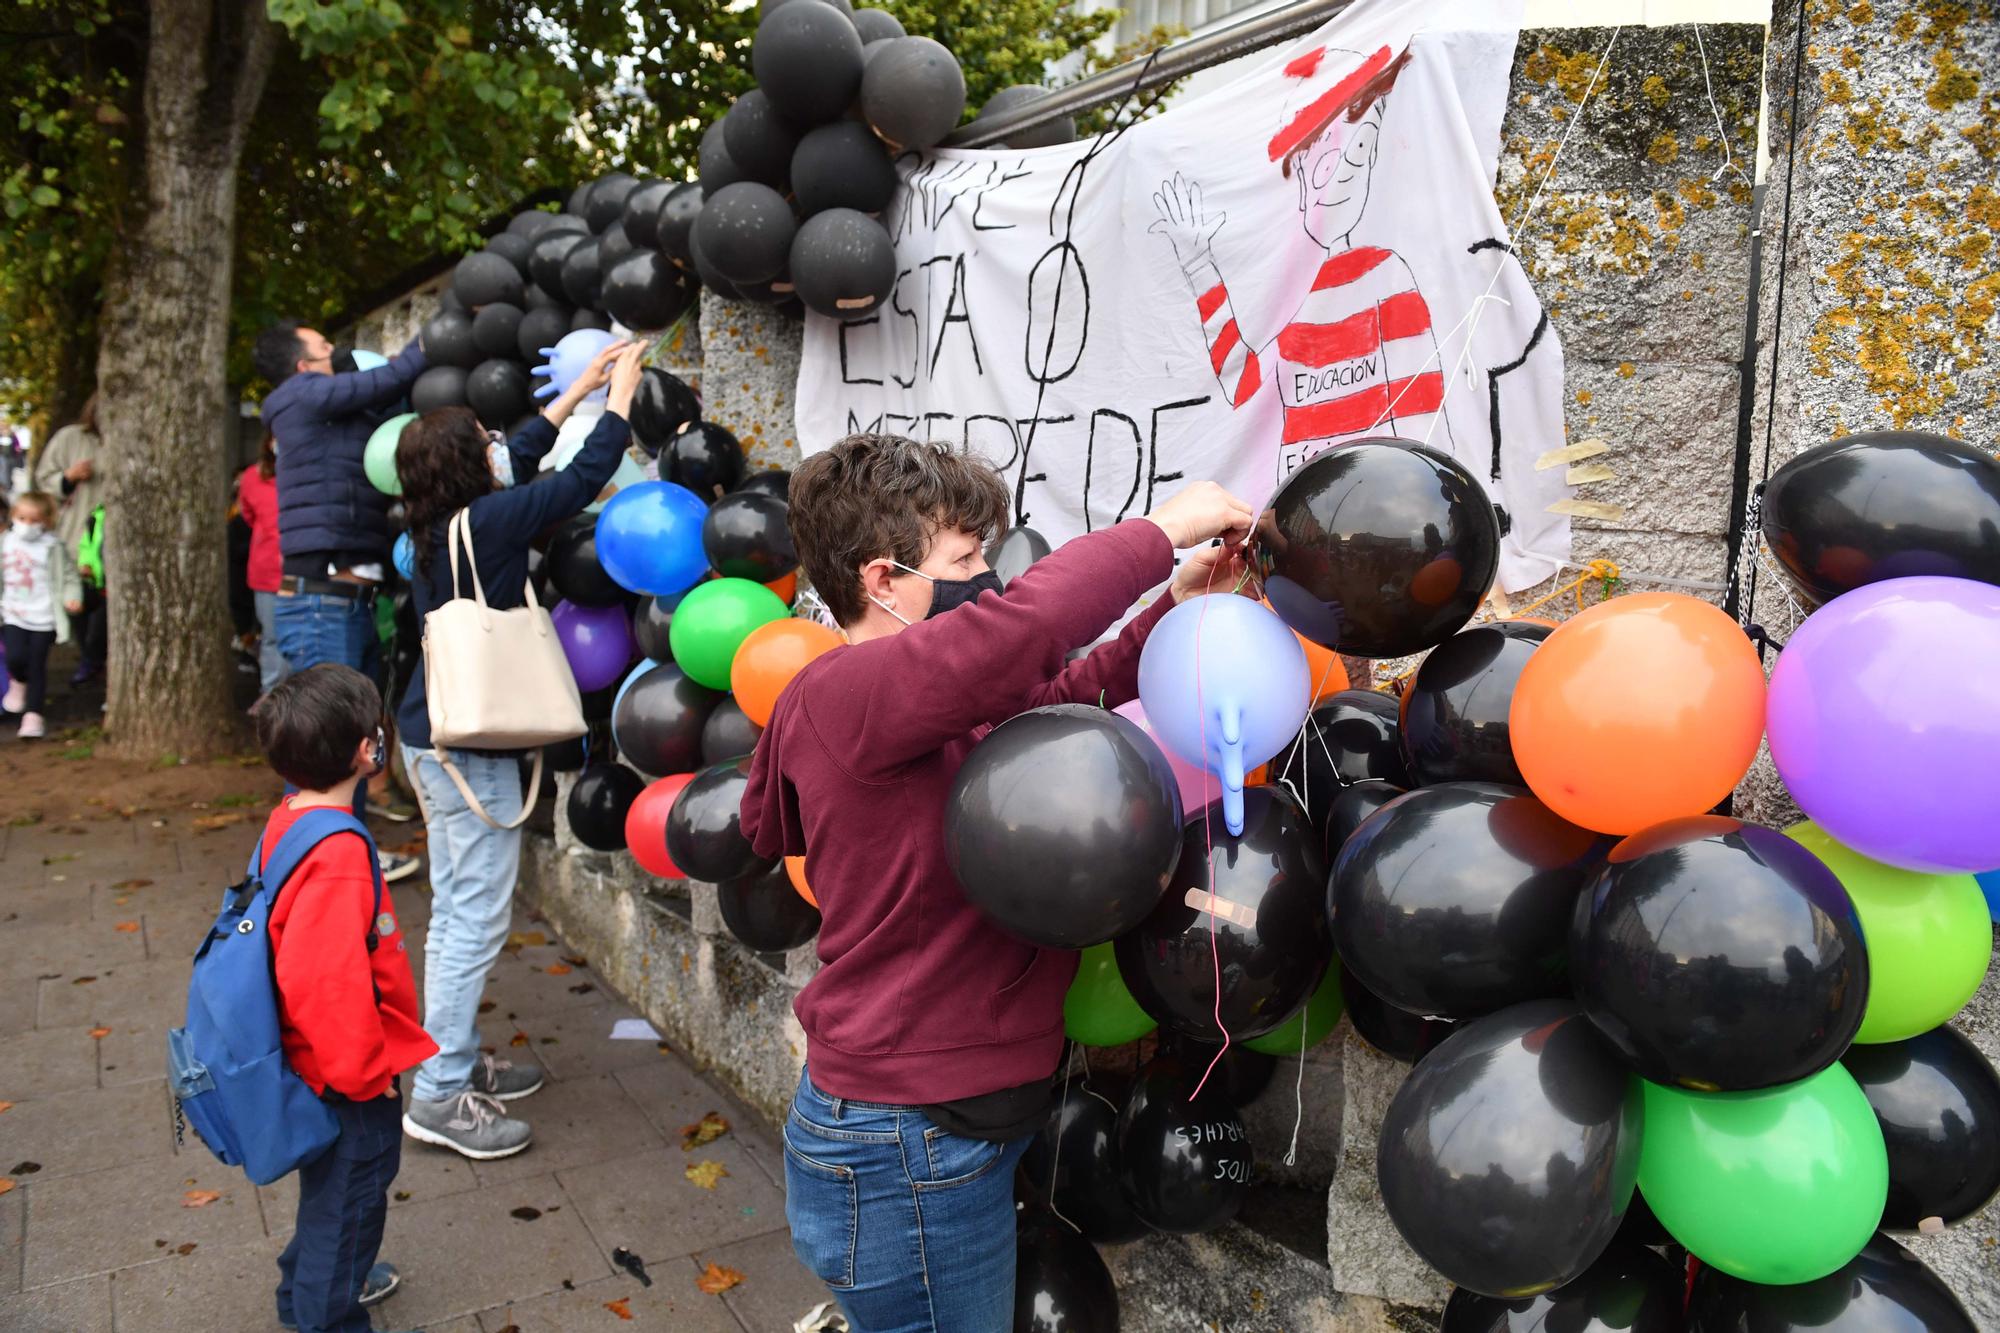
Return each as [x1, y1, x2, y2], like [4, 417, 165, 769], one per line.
[12, 491, 56, 525]
[252, 664, 382, 792]
[791, 434, 1010, 626]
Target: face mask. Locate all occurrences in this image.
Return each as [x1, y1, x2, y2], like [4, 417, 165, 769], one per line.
[364, 725, 387, 779]
[869, 561, 1004, 626]
[10, 520, 43, 539]
[486, 431, 515, 488]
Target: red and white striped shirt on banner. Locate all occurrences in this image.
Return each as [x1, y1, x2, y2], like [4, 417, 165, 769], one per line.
[1198, 244, 1445, 473]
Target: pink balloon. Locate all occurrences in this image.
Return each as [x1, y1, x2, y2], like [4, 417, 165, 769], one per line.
[1115, 699, 1215, 815]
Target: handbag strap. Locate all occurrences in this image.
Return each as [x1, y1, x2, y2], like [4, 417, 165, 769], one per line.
[434, 749, 542, 830]
[445, 510, 491, 626]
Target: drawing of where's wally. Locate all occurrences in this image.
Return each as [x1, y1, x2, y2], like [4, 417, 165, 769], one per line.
[1151, 43, 1449, 481]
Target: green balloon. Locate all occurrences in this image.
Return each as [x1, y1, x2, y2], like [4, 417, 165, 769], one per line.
[1063, 942, 1156, 1047]
[668, 578, 790, 690]
[1637, 1065, 1887, 1285]
[1243, 960, 1343, 1056]
[1786, 820, 1991, 1043]
[363, 412, 415, 496]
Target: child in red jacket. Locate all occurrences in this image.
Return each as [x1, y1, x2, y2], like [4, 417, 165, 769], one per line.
[251, 665, 436, 1333]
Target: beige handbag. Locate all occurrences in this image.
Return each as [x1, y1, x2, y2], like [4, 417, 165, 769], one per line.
[422, 508, 585, 828]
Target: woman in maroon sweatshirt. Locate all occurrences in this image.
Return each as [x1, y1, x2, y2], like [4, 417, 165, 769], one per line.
[741, 433, 1253, 1330]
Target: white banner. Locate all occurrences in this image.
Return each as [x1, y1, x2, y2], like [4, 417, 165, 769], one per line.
[797, 0, 1570, 592]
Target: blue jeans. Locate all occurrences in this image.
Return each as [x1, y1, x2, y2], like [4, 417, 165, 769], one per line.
[404, 745, 522, 1102]
[784, 1069, 1032, 1332]
[276, 1092, 401, 1333]
[272, 590, 378, 680]
[253, 590, 290, 695]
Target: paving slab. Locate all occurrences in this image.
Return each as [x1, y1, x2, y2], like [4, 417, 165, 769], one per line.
[0, 1079, 172, 1181]
[0, 1183, 21, 1295]
[22, 1153, 266, 1287]
[0, 888, 91, 929]
[36, 957, 186, 1029]
[558, 1141, 788, 1269]
[93, 1023, 165, 1087]
[376, 1173, 612, 1328]
[0, 1026, 107, 1103]
[464, 1074, 664, 1189]
[478, 1005, 656, 1084]
[0, 1274, 113, 1332]
[614, 1057, 787, 1191]
[107, 1231, 288, 1331]
[694, 1224, 840, 1333]
[0, 979, 36, 1040]
[472, 1272, 743, 1332]
[0, 918, 147, 984]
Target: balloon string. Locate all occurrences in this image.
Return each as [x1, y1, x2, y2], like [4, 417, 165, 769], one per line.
[1047, 1042, 1079, 1234]
[1284, 989, 1307, 1168]
[1189, 553, 1230, 1103]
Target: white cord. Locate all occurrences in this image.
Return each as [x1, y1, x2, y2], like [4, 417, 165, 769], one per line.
[1283, 995, 1308, 1168]
[1693, 24, 1751, 185]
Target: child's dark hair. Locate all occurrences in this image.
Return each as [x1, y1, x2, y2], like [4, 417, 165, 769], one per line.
[790, 434, 1009, 626]
[252, 664, 382, 791]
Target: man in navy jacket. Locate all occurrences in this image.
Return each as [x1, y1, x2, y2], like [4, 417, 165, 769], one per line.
[255, 321, 428, 881]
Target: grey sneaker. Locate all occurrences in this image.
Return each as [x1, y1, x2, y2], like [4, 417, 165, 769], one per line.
[469, 1053, 545, 1102]
[402, 1090, 531, 1160]
[380, 850, 423, 884]
[280, 1262, 400, 1327]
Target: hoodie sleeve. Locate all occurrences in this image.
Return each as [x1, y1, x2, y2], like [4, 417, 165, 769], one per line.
[272, 837, 397, 1101]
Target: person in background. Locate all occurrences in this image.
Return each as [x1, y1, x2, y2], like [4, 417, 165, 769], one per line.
[239, 430, 289, 696]
[2, 491, 84, 739]
[391, 339, 642, 1160]
[256, 322, 428, 882]
[30, 394, 108, 685]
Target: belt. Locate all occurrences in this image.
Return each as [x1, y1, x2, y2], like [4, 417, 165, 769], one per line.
[277, 575, 376, 602]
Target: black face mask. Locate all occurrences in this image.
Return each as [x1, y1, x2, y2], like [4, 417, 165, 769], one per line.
[924, 570, 1005, 619]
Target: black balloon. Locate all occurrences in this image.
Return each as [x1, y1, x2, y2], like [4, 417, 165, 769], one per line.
[1257, 439, 1502, 658]
[567, 180, 595, 216]
[546, 515, 625, 607]
[1019, 1078, 1148, 1244]
[703, 492, 798, 581]
[986, 526, 1051, 589]
[791, 121, 900, 217]
[595, 218, 638, 271]
[1116, 1051, 1251, 1234]
[1686, 1234, 1976, 1332]
[1267, 690, 1411, 834]
[667, 421, 747, 497]
[753, 1, 865, 128]
[578, 677, 619, 723]
[527, 225, 588, 294]
[453, 249, 525, 309]
[1013, 1211, 1121, 1333]
[471, 302, 525, 359]
[723, 90, 799, 189]
[1841, 1025, 2000, 1231]
[436, 287, 469, 317]
[521, 282, 563, 310]
[544, 720, 609, 773]
[850, 5, 905, 42]
[1116, 787, 1330, 1040]
[1177, 1039, 1278, 1108]
[693, 182, 797, 286]
[1321, 779, 1404, 863]
[622, 180, 675, 249]
[507, 210, 560, 240]
[602, 250, 697, 331]
[1440, 1242, 1684, 1333]
[700, 697, 764, 766]
[566, 762, 646, 851]
[1399, 622, 1549, 787]
[655, 182, 705, 263]
[559, 237, 604, 310]
[861, 36, 966, 151]
[976, 85, 1077, 149]
[421, 310, 481, 370]
[585, 171, 639, 234]
[1381, 1000, 1640, 1297]
[570, 307, 611, 333]
[466, 359, 531, 428]
[698, 120, 746, 199]
[410, 365, 470, 414]
[1339, 967, 1454, 1062]
[1760, 430, 2000, 604]
[945, 705, 1183, 949]
[718, 860, 822, 952]
[1332, 782, 1606, 1018]
[736, 469, 792, 503]
[1571, 815, 1867, 1091]
[613, 663, 722, 779]
[632, 593, 678, 663]
[630, 368, 703, 454]
[517, 304, 573, 365]
[789, 208, 895, 319]
[485, 231, 533, 277]
[665, 756, 774, 883]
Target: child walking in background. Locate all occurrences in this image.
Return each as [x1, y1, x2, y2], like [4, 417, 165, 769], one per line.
[2, 491, 83, 739]
[239, 430, 289, 695]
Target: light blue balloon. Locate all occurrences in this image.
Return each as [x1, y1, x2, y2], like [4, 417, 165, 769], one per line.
[596, 480, 709, 596]
[531, 328, 618, 403]
[1136, 595, 1310, 836]
[1978, 869, 2000, 924]
[350, 348, 389, 371]
[392, 531, 415, 580]
[615, 657, 665, 714]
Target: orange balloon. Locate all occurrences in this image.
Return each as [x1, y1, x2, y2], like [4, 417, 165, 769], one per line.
[766, 570, 798, 606]
[1296, 631, 1349, 703]
[1509, 593, 1765, 834]
[730, 618, 842, 726]
[784, 855, 817, 908]
[1512, 616, 1560, 629]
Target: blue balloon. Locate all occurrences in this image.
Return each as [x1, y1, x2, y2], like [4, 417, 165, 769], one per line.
[350, 348, 389, 371]
[1136, 596, 1310, 836]
[615, 657, 665, 713]
[392, 531, 415, 579]
[596, 480, 709, 596]
[1978, 869, 2000, 924]
[531, 328, 618, 403]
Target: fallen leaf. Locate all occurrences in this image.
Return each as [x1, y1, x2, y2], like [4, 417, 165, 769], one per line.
[568, 983, 596, 995]
[192, 812, 249, 833]
[8, 1161, 39, 1176]
[604, 1297, 634, 1321]
[113, 921, 139, 933]
[71, 976, 95, 985]
[695, 1262, 744, 1295]
[478, 1000, 496, 1014]
[680, 1112, 730, 1151]
[176, 1242, 197, 1255]
[494, 1326, 521, 1333]
[88, 1026, 111, 1039]
[545, 963, 572, 976]
[394, 1190, 411, 1202]
[561, 954, 588, 968]
[509, 1032, 529, 1047]
[112, 897, 129, 907]
[0, 1180, 14, 1196]
[0, 1102, 14, 1115]
[509, 1206, 541, 1221]
[684, 1160, 729, 1190]
[111, 878, 152, 890]
[181, 1189, 222, 1208]
[539, 1037, 558, 1045]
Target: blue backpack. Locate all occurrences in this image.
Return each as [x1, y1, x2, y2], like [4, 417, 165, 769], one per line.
[168, 809, 384, 1185]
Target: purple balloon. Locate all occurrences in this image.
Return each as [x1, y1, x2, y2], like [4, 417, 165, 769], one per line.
[1768, 575, 2000, 873]
[551, 597, 637, 693]
[1136, 596, 1310, 836]
[1114, 699, 1217, 814]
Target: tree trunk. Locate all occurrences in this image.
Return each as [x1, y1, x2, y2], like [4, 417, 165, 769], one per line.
[96, 0, 275, 759]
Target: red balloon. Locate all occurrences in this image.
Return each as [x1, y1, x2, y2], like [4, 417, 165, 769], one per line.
[626, 773, 695, 878]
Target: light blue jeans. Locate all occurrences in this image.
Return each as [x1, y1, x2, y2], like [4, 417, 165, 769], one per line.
[253, 590, 290, 695]
[784, 1068, 1031, 1333]
[404, 745, 523, 1103]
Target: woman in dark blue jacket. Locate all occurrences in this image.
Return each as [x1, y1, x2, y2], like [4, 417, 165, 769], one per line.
[391, 339, 645, 1159]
